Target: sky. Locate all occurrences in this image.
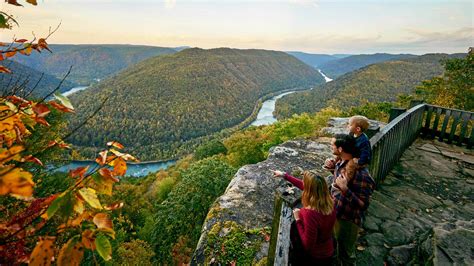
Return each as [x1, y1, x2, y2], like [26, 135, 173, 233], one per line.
[1, 0, 472, 54]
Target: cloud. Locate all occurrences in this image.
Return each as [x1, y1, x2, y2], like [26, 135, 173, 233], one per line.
[288, 0, 319, 7]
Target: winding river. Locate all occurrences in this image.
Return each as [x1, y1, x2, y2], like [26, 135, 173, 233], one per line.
[58, 70, 332, 177]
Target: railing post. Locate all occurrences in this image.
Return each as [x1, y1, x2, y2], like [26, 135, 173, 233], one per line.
[389, 108, 406, 122]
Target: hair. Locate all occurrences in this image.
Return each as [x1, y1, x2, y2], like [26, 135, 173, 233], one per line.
[334, 134, 357, 157]
[350, 115, 370, 132]
[301, 171, 334, 215]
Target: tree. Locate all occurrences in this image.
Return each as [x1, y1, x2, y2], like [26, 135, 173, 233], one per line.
[415, 48, 474, 111]
[1, 2, 136, 264]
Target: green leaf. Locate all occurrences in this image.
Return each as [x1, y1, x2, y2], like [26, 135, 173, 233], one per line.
[78, 188, 102, 209]
[46, 194, 64, 219]
[54, 92, 74, 110]
[0, 14, 8, 29]
[95, 234, 112, 261]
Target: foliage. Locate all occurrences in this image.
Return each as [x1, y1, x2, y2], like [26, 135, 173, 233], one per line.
[1, 60, 77, 98]
[194, 139, 227, 160]
[345, 101, 393, 122]
[225, 107, 343, 167]
[319, 53, 416, 78]
[114, 239, 155, 266]
[414, 48, 474, 111]
[13, 44, 177, 85]
[276, 53, 465, 118]
[0, 5, 136, 262]
[67, 48, 325, 160]
[150, 158, 236, 264]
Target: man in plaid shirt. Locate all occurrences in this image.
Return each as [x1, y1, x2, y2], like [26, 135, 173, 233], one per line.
[328, 134, 375, 265]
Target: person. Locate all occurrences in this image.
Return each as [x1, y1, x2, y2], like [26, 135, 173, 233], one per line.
[324, 115, 372, 181]
[273, 170, 336, 265]
[328, 134, 375, 266]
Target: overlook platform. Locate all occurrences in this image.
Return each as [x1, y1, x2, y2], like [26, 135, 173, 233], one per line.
[357, 138, 474, 265]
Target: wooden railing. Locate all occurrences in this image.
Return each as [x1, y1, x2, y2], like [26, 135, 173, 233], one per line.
[268, 103, 473, 265]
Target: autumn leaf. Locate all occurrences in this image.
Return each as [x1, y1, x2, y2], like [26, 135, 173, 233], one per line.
[0, 65, 12, 73]
[78, 188, 102, 209]
[23, 155, 43, 166]
[104, 202, 124, 210]
[48, 101, 75, 113]
[0, 145, 24, 163]
[7, 0, 23, 7]
[5, 50, 17, 58]
[45, 193, 73, 219]
[109, 148, 138, 162]
[95, 234, 112, 261]
[29, 236, 55, 266]
[26, 0, 38, 6]
[32, 103, 50, 117]
[69, 166, 89, 179]
[57, 236, 83, 266]
[73, 195, 84, 214]
[106, 141, 124, 149]
[0, 166, 34, 197]
[112, 157, 127, 176]
[81, 229, 95, 250]
[96, 150, 108, 165]
[53, 92, 74, 110]
[99, 168, 119, 182]
[93, 213, 113, 232]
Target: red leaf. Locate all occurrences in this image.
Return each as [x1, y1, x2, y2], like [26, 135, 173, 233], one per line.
[23, 155, 43, 166]
[104, 202, 124, 210]
[48, 101, 74, 113]
[35, 117, 50, 126]
[99, 168, 119, 182]
[69, 166, 89, 179]
[32, 103, 50, 118]
[7, 0, 23, 6]
[14, 39, 28, 43]
[0, 65, 12, 73]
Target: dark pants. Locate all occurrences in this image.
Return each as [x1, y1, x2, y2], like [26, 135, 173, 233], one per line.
[289, 222, 334, 266]
[334, 219, 359, 266]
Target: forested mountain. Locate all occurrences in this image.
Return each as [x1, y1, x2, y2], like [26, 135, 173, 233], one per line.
[319, 53, 416, 78]
[68, 48, 325, 160]
[12, 44, 177, 85]
[0, 60, 77, 98]
[275, 53, 465, 118]
[285, 51, 338, 67]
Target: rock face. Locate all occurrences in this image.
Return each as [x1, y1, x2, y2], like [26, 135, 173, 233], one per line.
[192, 139, 333, 264]
[321, 117, 385, 138]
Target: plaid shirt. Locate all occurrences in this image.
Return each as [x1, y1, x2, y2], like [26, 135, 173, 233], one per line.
[329, 160, 375, 226]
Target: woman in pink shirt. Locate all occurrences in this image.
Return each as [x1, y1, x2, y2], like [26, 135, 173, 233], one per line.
[273, 170, 336, 265]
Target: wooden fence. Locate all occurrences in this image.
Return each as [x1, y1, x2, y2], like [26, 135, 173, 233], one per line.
[268, 103, 473, 265]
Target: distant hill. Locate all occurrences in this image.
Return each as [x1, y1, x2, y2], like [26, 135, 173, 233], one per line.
[319, 53, 416, 78]
[68, 48, 325, 160]
[285, 51, 338, 67]
[12, 44, 177, 85]
[0, 60, 77, 99]
[275, 53, 465, 118]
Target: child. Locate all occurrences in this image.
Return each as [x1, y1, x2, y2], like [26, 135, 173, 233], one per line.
[324, 115, 372, 181]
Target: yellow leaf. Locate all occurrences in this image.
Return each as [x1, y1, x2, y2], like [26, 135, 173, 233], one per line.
[0, 145, 24, 164]
[77, 188, 102, 209]
[57, 237, 83, 266]
[0, 167, 34, 197]
[112, 158, 127, 176]
[29, 236, 55, 266]
[73, 196, 84, 214]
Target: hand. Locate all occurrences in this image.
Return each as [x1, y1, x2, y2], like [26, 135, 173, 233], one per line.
[335, 173, 348, 193]
[293, 208, 300, 220]
[272, 170, 285, 178]
[324, 158, 335, 169]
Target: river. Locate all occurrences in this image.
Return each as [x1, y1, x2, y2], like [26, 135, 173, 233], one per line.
[58, 71, 332, 177]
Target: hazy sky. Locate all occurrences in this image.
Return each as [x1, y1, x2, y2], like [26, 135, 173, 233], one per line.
[1, 0, 472, 54]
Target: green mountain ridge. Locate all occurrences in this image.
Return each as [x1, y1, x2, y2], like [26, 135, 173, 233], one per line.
[0, 60, 77, 98]
[68, 47, 325, 160]
[275, 53, 466, 118]
[12, 44, 177, 85]
[319, 53, 417, 78]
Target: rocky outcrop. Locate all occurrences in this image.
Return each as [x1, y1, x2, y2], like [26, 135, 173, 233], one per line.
[192, 139, 334, 264]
